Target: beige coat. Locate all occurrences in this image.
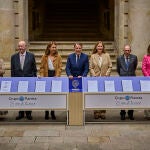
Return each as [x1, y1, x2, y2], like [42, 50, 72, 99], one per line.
[40, 54, 62, 77]
[89, 53, 112, 76]
[0, 58, 5, 77]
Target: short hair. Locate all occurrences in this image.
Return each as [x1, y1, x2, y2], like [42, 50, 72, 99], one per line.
[74, 43, 82, 48]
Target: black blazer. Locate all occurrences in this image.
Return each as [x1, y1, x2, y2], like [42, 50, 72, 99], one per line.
[117, 54, 138, 76]
[11, 51, 37, 77]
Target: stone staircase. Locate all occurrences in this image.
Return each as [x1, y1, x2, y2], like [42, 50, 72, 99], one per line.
[35, 0, 107, 41]
[28, 41, 117, 76]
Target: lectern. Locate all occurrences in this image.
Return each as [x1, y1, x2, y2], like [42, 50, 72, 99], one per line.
[68, 78, 83, 125]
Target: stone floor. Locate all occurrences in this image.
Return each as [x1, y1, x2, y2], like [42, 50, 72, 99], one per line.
[0, 110, 149, 150]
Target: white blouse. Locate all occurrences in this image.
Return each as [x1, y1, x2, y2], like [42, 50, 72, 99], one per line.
[98, 56, 102, 67]
[48, 58, 54, 70]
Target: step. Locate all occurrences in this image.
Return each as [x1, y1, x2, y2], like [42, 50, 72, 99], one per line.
[29, 41, 114, 50]
[28, 41, 117, 76]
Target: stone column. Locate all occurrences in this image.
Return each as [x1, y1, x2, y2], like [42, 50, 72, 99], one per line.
[0, 0, 15, 60]
[128, 0, 150, 60]
[114, 0, 129, 55]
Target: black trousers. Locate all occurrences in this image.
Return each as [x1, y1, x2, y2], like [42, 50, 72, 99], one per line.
[19, 111, 31, 117]
[120, 110, 134, 116]
[48, 70, 55, 77]
[45, 70, 55, 117]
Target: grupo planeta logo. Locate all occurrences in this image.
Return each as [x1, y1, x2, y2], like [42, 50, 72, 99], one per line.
[19, 96, 24, 101]
[115, 95, 142, 101]
[125, 95, 130, 100]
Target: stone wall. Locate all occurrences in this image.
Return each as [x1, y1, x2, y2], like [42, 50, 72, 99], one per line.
[128, 0, 150, 61]
[0, 0, 149, 77]
[0, 0, 15, 61]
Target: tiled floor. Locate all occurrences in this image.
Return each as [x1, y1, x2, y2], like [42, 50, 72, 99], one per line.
[0, 110, 149, 150]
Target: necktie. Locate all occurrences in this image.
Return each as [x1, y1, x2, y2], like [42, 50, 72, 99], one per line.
[126, 57, 129, 70]
[76, 55, 80, 64]
[20, 54, 25, 70]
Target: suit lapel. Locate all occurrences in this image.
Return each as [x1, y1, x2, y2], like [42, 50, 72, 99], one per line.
[78, 53, 82, 64]
[95, 54, 102, 69]
[122, 55, 128, 71]
[127, 55, 131, 69]
[16, 53, 22, 69]
[73, 53, 76, 65]
[101, 53, 106, 67]
[23, 52, 29, 70]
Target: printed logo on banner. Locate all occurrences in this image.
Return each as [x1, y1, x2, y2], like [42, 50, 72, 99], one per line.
[115, 95, 142, 106]
[9, 96, 37, 107]
[19, 96, 24, 101]
[125, 96, 130, 100]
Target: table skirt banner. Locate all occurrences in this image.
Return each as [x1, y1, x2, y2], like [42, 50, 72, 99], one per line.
[0, 93, 67, 109]
[84, 93, 150, 109]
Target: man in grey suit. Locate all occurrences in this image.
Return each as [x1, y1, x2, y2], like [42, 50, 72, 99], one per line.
[11, 41, 37, 120]
[117, 45, 138, 120]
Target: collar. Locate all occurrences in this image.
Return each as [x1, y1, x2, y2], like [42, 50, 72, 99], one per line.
[20, 51, 26, 56]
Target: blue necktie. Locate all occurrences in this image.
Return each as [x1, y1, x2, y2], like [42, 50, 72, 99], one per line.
[76, 55, 80, 64]
[126, 57, 129, 70]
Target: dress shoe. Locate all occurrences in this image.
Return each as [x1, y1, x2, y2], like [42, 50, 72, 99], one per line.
[45, 111, 49, 120]
[129, 116, 134, 120]
[45, 115, 49, 120]
[94, 114, 99, 119]
[51, 115, 56, 120]
[121, 114, 126, 120]
[100, 115, 106, 120]
[94, 112, 100, 119]
[51, 111, 56, 120]
[26, 115, 33, 120]
[16, 115, 24, 120]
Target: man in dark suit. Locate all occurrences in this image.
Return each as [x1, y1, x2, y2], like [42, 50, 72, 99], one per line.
[65, 43, 89, 78]
[117, 45, 138, 120]
[11, 41, 37, 120]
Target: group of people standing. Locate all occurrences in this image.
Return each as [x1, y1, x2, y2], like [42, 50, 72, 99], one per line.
[0, 40, 150, 121]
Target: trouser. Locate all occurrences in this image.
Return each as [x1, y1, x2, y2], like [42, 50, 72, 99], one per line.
[120, 110, 134, 116]
[18, 111, 32, 117]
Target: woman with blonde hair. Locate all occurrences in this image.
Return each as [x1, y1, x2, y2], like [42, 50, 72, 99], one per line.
[40, 41, 62, 120]
[0, 58, 8, 115]
[89, 41, 112, 119]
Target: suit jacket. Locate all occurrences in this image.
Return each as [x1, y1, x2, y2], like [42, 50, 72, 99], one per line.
[89, 53, 112, 76]
[39, 54, 62, 77]
[117, 54, 138, 76]
[65, 52, 89, 77]
[11, 51, 37, 77]
[0, 58, 5, 77]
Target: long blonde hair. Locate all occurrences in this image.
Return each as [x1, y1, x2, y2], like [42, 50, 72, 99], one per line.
[92, 41, 105, 54]
[45, 41, 58, 55]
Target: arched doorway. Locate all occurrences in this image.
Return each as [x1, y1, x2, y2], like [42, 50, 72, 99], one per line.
[28, 0, 114, 41]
